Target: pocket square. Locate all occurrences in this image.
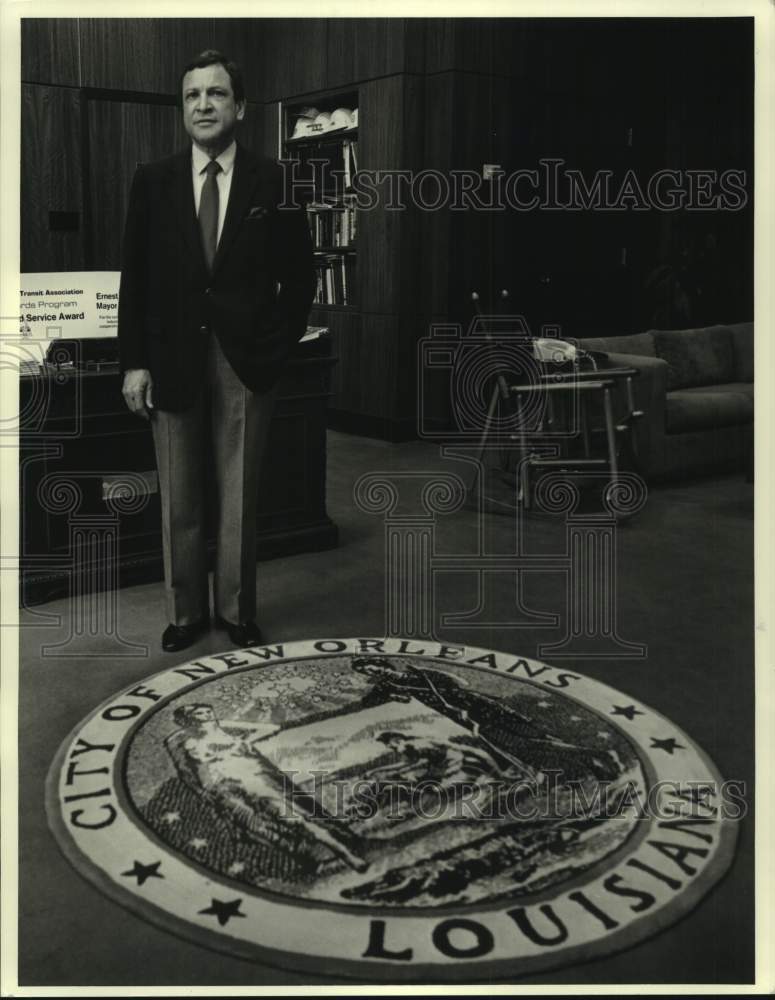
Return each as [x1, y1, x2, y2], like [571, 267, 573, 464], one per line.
[246, 206, 269, 220]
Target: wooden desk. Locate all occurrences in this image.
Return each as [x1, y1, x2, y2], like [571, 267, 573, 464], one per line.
[19, 337, 339, 605]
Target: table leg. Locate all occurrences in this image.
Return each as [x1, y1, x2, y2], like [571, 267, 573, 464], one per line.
[603, 386, 618, 478]
[469, 379, 502, 493]
[581, 393, 591, 457]
[624, 375, 636, 415]
[515, 392, 530, 508]
[625, 375, 640, 462]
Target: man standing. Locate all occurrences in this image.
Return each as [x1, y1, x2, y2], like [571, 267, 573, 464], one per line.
[119, 50, 315, 652]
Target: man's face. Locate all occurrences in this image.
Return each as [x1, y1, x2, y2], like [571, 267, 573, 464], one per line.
[181, 63, 245, 153]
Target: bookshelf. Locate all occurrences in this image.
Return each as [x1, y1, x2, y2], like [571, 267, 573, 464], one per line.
[277, 74, 425, 440]
[282, 92, 359, 309]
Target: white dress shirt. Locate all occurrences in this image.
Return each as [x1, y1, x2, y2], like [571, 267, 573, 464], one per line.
[191, 140, 237, 246]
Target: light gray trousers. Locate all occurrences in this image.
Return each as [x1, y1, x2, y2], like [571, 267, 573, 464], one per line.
[151, 334, 277, 626]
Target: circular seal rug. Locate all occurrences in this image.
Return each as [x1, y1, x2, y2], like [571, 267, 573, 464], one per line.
[46, 638, 737, 981]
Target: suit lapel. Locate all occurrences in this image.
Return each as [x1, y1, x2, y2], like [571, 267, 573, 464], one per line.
[211, 144, 259, 277]
[169, 149, 208, 275]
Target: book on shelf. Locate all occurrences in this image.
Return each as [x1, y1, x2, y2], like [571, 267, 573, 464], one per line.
[306, 201, 357, 249]
[313, 254, 356, 306]
[283, 101, 359, 308]
[341, 139, 359, 187]
[284, 137, 359, 200]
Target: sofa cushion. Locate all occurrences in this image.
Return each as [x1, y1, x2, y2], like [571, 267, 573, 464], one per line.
[577, 331, 656, 357]
[665, 383, 754, 433]
[653, 326, 736, 390]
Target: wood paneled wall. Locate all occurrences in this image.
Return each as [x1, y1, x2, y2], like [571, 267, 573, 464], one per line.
[359, 75, 412, 315]
[22, 18, 265, 98]
[326, 19, 424, 89]
[21, 85, 85, 272]
[20, 18, 430, 101]
[21, 19, 80, 87]
[20, 16, 754, 436]
[257, 18, 425, 101]
[86, 100, 186, 270]
[418, 17, 753, 341]
[258, 20, 327, 102]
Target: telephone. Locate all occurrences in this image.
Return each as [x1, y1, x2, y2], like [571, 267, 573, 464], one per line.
[531, 338, 578, 363]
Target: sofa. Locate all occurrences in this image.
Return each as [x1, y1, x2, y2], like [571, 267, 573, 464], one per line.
[577, 323, 754, 481]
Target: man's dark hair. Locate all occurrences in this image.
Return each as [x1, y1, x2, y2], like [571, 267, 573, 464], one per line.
[179, 49, 245, 104]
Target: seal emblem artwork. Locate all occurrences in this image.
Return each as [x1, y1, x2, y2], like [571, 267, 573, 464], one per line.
[46, 638, 738, 980]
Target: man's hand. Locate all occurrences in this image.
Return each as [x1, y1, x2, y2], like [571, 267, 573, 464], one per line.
[122, 368, 154, 419]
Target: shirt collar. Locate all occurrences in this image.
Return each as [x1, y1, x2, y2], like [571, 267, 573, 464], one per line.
[192, 140, 237, 177]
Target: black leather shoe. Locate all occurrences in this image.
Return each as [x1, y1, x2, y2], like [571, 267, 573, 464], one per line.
[214, 614, 264, 647]
[161, 617, 209, 653]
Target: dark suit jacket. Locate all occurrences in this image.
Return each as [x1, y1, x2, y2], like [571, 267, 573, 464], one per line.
[118, 142, 315, 410]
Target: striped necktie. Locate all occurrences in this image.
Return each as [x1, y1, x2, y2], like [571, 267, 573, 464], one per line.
[198, 159, 221, 272]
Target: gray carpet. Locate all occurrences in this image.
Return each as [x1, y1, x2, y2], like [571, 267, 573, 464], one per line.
[18, 430, 754, 986]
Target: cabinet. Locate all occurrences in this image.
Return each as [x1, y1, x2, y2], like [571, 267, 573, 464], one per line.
[278, 75, 425, 439]
[19, 337, 339, 606]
